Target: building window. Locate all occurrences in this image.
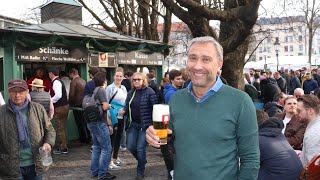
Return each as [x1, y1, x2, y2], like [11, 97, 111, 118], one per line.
[259, 57, 263, 60]
[298, 35, 303, 42]
[289, 27, 293, 32]
[290, 45, 294, 52]
[284, 36, 288, 43]
[259, 47, 263, 53]
[284, 46, 288, 52]
[289, 36, 293, 43]
[267, 47, 271, 53]
[267, 37, 271, 43]
[298, 26, 302, 32]
[299, 45, 303, 51]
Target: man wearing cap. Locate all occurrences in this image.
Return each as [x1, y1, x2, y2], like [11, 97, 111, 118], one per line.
[29, 78, 54, 119]
[0, 79, 56, 179]
[48, 67, 69, 155]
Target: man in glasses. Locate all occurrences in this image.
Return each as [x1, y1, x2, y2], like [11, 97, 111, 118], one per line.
[297, 94, 320, 166]
[0, 79, 56, 179]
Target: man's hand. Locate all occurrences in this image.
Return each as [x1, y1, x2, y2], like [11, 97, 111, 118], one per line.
[42, 143, 52, 152]
[146, 125, 172, 148]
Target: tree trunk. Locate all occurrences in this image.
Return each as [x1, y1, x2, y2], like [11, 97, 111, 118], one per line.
[308, 27, 313, 65]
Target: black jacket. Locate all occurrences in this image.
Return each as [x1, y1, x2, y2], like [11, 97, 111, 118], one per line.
[124, 87, 158, 130]
[258, 117, 303, 180]
[276, 76, 287, 93]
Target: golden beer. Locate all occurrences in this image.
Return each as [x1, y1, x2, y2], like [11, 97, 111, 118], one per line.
[152, 104, 170, 145]
[153, 121, 169, 145]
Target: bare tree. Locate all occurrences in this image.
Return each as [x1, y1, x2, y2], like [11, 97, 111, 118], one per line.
[276, 0, 320, 64]
[161, 0, 261, 88]
[79, 0, 170, 41]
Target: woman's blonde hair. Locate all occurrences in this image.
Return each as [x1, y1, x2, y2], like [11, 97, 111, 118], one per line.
[131, 72, 148, 89]
[114, 67, 124, 75]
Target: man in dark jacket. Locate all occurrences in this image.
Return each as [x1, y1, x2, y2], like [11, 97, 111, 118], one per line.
[274, 96, 307, 150]
[302, 72, 319, 94]
[288, 70, 301, 95]
[264, 92, 286, 117]
[274, 71, 287, 93]
[256, 110, 303, 180]
[69, 68, 90, 144]
[0, 79, 56, 180]
[260, 77, 281, 103]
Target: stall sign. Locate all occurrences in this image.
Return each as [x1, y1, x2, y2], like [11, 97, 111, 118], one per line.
[15, 44, 88, 63]
[117, 51, 163, 66]
[89, 52, 116, 67]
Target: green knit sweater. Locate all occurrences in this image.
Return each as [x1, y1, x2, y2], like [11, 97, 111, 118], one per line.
[169, 85, 260, 180]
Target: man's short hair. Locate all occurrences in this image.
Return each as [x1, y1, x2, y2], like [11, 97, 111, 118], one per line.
[88, 67, 99, 76]
[69, 68, 79, 75]
[297, 94, 320, 114]
[48, 67, 59, 76]
[188, 36, 223, 61]
[273, 92, 286, 102]
[59, 71, 67, 77]
[146, 73, 155, 79]
[284, 96, 297, 105]
[169, 69, 182, 81]
[93, 72, 106, 87]
[125, 71, 133, 77]
[253, 73, 260, 79]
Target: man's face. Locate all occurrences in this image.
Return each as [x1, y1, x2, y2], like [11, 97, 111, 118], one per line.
[297, 101, 310, 123]
[171, 75, 184, 88]
[249, 70, 254, 76]
[48, 72, 54, 80]
[305, 73, 311, 80]
[187, 43, 223, 89]
[36, 69, 44, 78]
[273, 73, 279, 79]
[284, 98, 297, 114]
[9, 87, 28, 107]
[294, 91, 304, 98]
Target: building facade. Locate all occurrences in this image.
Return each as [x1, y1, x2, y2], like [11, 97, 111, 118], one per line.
[250, 16, 320, 62]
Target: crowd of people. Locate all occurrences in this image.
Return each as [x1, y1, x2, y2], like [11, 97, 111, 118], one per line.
[1, 36, 320, 180]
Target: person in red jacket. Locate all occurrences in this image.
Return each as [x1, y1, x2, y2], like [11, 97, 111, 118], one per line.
[27, 67, 52, 92]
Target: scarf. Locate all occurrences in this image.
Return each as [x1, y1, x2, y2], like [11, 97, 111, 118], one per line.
[10, 99, 30, 149]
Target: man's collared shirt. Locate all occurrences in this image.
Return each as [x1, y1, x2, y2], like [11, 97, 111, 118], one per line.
[187, 76, 224, 103]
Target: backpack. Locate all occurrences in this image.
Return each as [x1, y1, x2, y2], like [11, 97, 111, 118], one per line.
[82, 87, 103, 123]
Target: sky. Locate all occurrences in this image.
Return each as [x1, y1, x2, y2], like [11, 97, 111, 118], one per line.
[0, 0, 297, 26]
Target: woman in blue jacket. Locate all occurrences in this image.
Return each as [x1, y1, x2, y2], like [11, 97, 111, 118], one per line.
[256, 110, 303, 180]
[123, 72, 158, 180]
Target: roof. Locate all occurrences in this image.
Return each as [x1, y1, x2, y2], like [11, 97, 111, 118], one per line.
[41, 0, 82, 8]
[4, 22, 164, 45]
[0, 15, 32, 26]
[256, 16, 305, 25]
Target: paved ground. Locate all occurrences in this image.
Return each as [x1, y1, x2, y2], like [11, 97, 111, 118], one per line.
[44, 144, 167, 180]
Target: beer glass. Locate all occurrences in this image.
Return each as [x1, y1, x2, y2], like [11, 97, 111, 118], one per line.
[39, 147, 53, 166]
[152, 104, 170, 145]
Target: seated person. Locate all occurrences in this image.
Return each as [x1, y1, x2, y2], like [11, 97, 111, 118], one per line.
[274, 96, 307, 150]
[256, 110, 303, 180]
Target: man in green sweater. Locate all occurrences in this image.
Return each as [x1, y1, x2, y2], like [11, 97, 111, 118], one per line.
[146, 36, 260, 180]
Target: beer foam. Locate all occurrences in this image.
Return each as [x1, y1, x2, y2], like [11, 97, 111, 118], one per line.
[152, 104, 170, 122]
